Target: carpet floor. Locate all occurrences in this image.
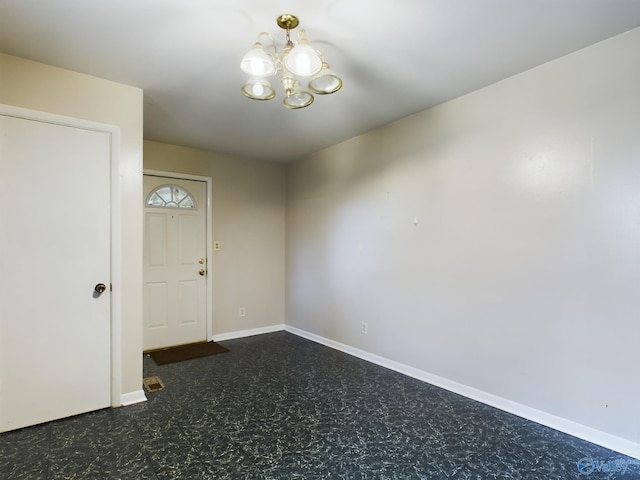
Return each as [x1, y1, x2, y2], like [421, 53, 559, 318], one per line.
[0, 331, 635, 479]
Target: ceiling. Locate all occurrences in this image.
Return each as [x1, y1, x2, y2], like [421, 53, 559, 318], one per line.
[2, 1, 640, 162]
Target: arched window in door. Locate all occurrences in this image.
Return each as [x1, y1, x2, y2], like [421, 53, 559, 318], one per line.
[146, 185, 196, 209]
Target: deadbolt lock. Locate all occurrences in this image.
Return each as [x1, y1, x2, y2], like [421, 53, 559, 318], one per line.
[199, 258, 205, 264]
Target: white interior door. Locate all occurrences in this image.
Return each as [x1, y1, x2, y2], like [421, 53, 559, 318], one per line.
[0, 112, 111, 432]
[143, 175, 207, 351]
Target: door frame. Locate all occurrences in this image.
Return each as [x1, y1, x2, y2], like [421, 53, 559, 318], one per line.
[143, 170, 214, 343]
[0, 104, 122, 407]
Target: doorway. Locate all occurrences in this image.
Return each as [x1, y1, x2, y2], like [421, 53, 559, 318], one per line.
[143, 172, 212, 351]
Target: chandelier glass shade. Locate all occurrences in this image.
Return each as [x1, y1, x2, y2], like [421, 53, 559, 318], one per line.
[240, 43, 276, 77]
[241, 76, 276, 100]
[240, 14, 342, 109]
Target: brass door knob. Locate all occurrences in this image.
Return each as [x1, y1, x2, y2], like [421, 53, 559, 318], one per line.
[94, 283, 106, 294]
[198, 269, 206, 276]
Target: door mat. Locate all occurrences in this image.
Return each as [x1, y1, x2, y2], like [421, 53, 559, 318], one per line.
[143, 376, 165, 392]
[148, 341, 229, 365]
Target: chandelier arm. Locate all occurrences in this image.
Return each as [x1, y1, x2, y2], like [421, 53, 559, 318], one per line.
[257, 31, 278, 57]
[299, 29, 327, 63]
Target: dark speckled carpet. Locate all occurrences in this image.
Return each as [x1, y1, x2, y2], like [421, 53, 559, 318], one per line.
[1, 331, 636, 479]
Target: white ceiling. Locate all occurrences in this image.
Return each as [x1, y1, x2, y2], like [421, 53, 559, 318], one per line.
[2, 1, 640, 162]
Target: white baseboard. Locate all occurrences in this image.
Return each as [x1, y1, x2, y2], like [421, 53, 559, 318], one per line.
[120, 389, 147, 406]
[285, 325, 640, 460]
[212, 324, 285, 342]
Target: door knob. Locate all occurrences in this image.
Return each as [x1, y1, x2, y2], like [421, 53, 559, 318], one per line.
[198, 269, 206, 276]
[94, 283, 106, 294]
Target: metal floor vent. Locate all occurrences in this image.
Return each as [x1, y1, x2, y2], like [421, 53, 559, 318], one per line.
[143, 376, 165, 392]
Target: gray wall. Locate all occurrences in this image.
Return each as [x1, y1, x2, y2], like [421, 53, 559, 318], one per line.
[144, 140, 286, 336]
[286, 28, 640, 446]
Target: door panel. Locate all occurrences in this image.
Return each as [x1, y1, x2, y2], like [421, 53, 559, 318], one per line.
[0, 113, 111, 432]
[146, 282, 169, 328]
[147, 213, 168, 266]
[143, 176, 207, 350]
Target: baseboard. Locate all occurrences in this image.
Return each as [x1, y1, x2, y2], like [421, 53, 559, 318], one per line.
[285, 325, 640, 460]
[212, 324, 285, 342]
[120, 389, 147, 406]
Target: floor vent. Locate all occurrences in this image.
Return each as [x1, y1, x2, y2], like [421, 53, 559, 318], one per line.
[143, 376, 165, 392]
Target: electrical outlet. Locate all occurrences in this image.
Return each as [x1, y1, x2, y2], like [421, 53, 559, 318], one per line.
[214, 241, 221, 251]
[239, 307, 246, 317]
[361, 322, 368, 334]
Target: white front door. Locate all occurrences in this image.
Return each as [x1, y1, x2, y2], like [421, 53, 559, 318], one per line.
[143, 175, 208, 351]
[0, 112, 112, 432]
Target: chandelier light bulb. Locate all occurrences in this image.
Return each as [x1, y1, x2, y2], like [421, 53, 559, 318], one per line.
[241, 77, 276, 100]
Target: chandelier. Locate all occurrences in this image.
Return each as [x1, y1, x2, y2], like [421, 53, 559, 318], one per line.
[240, 14, 343, 109]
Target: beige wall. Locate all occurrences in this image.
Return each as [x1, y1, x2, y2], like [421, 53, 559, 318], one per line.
[286, 28, 640, 449]
[0, 53, 144, 399]
[144, 140, 286, 335]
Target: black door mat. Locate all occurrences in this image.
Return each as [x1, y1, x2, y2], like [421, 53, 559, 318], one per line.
[148, 341, 229, 365]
